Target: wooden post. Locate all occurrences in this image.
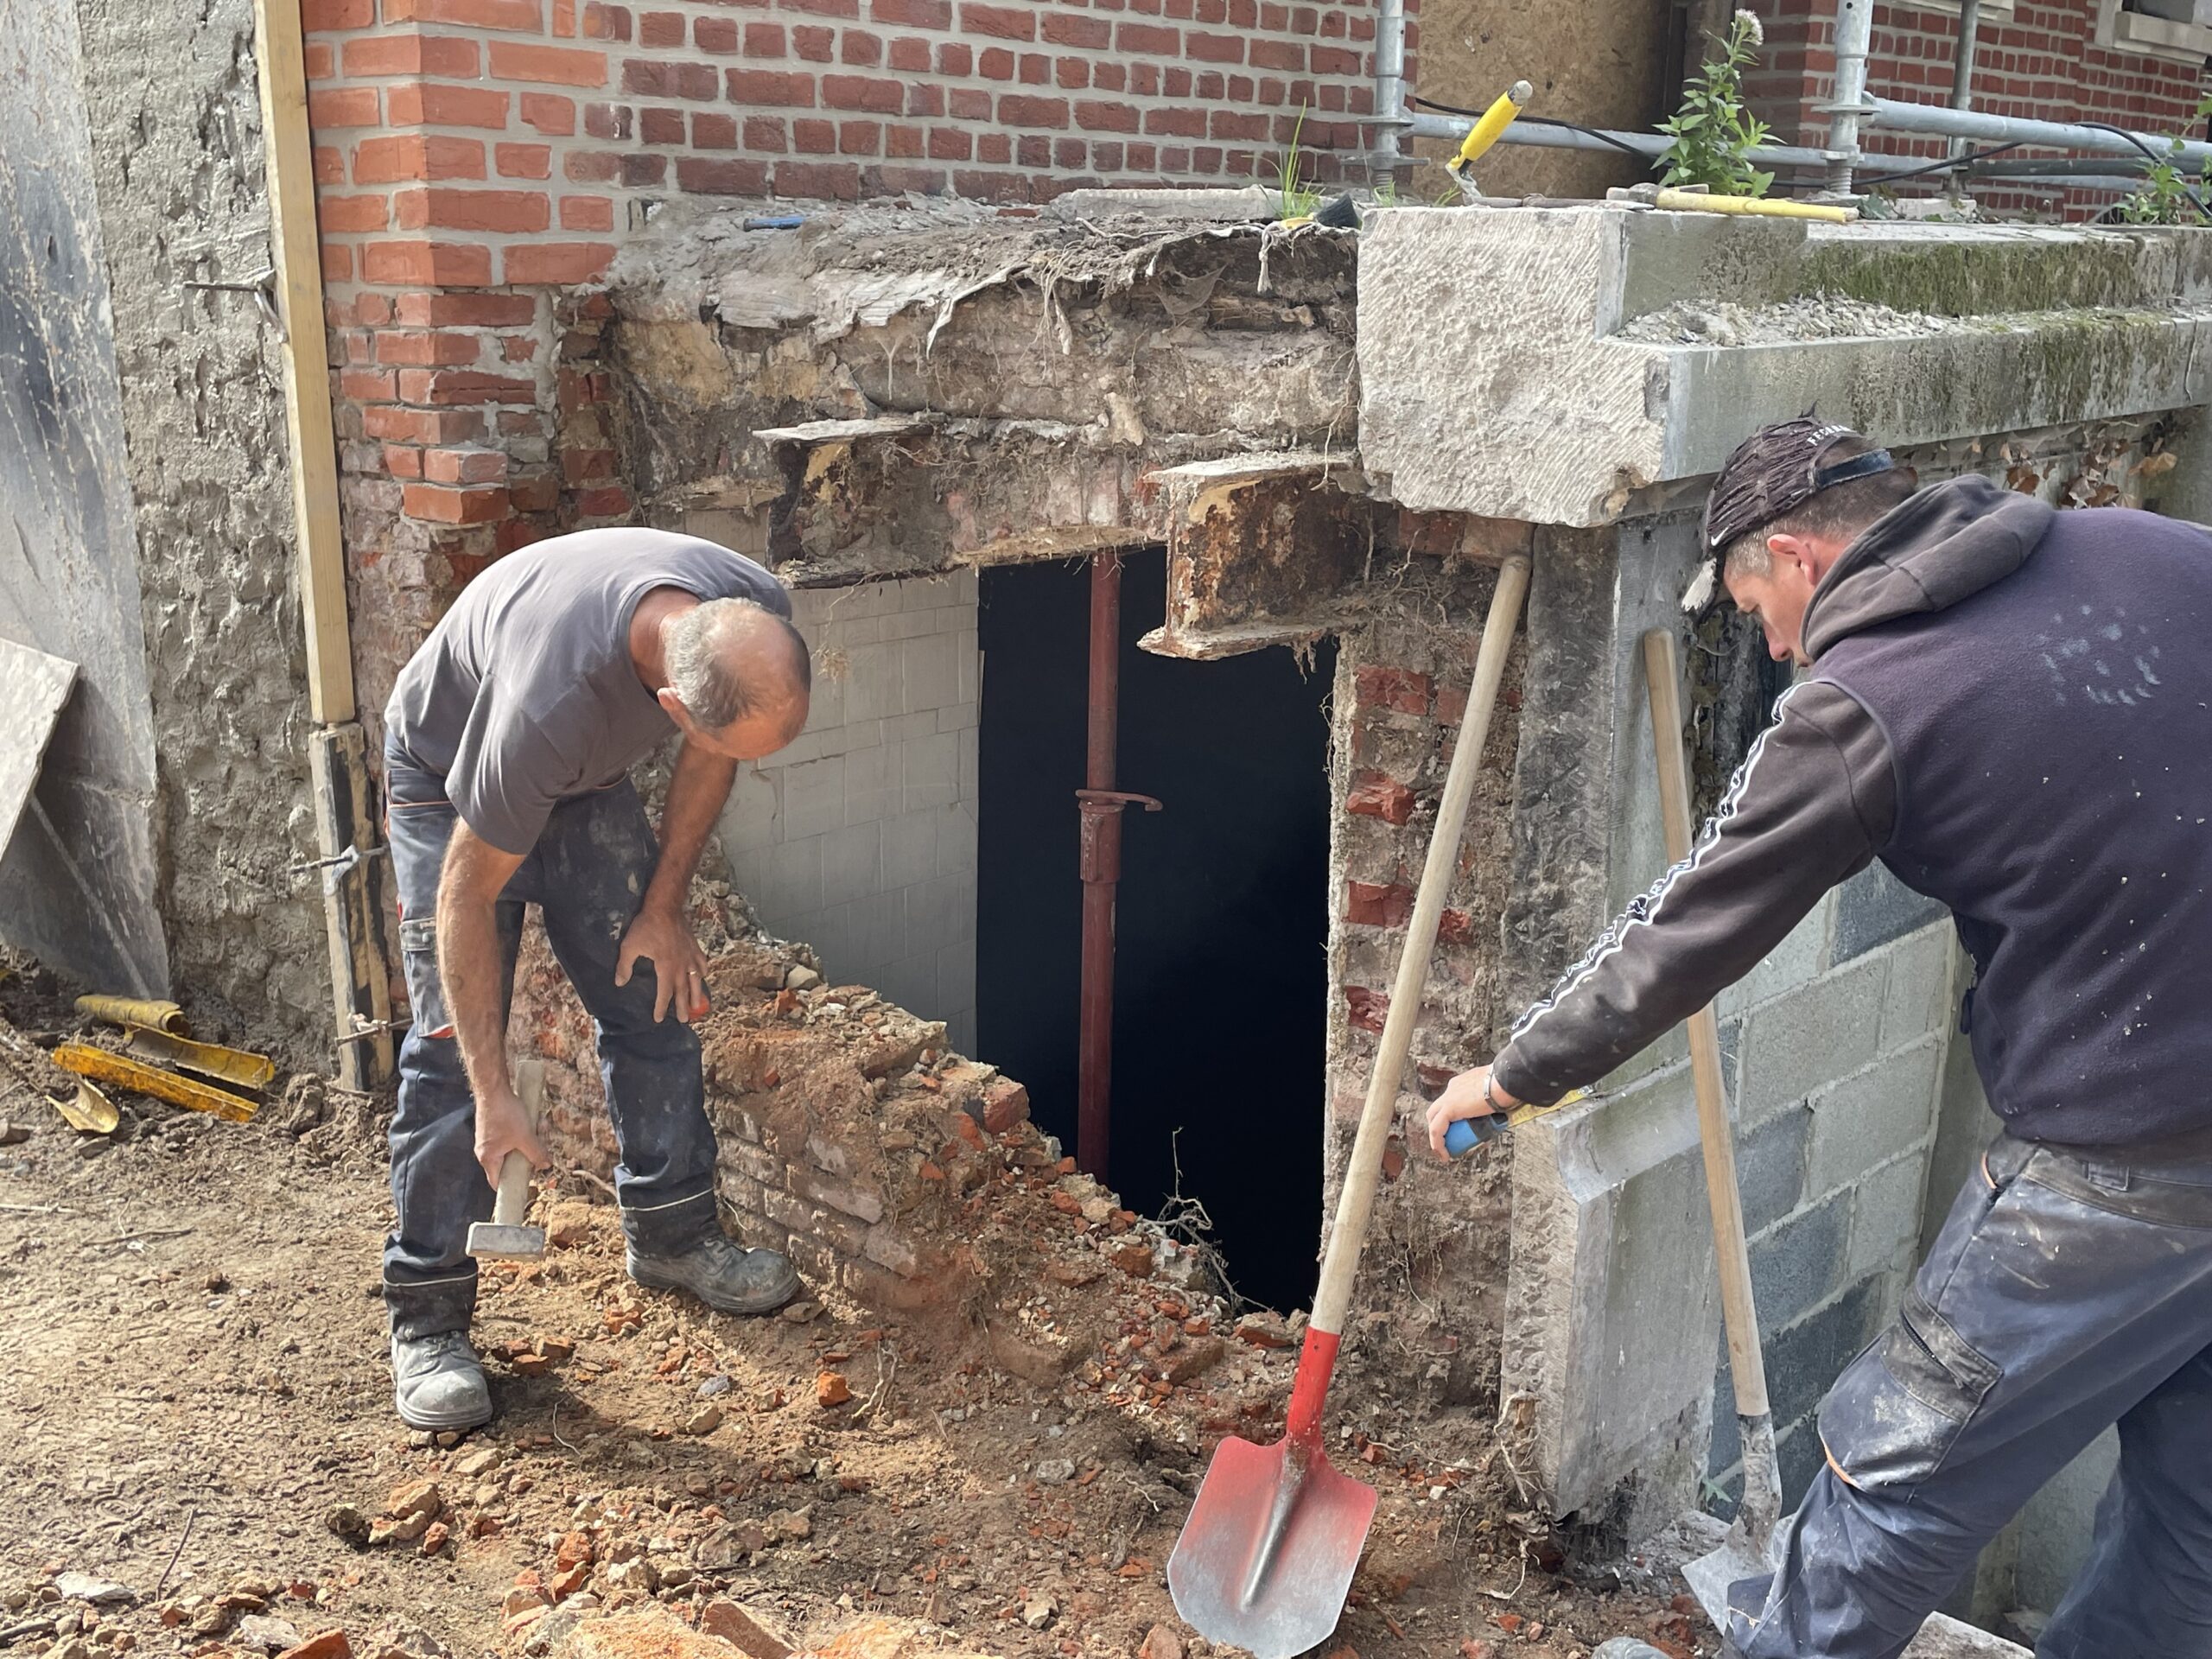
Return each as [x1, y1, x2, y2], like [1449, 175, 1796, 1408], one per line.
[252, 0, 353, 727]
[255, 0, 394, 1082]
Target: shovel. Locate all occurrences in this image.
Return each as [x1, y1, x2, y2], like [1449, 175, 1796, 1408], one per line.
[1167, 554, 1532, 1659]
[1641, 629, 1783, 1627]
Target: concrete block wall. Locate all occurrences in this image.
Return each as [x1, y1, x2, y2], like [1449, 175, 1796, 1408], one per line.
[1703, 866, 1955, 1510]
[716, 573, 981, 1054]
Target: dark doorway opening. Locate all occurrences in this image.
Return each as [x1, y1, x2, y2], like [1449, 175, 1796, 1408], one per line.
[976, 550, 1335, 1313]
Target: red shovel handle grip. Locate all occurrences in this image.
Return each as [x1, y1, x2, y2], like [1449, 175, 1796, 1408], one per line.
[1283, 1327, 1341, 1446]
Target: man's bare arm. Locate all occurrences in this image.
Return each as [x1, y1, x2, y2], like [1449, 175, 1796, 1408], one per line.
[435, 823, 544, 1185]
[616, 739, 739, 1023]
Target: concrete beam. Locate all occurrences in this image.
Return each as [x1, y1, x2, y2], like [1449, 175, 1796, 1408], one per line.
[1357, 207, 2212, 526]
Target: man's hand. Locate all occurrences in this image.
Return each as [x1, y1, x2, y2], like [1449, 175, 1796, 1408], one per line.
[1425, 1065, 1521, 1161]
[474, 1083, 551, 1190]
[616, 901, 711, 1023]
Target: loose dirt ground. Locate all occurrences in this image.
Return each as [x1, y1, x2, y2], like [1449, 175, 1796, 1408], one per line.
[0, 966, 1712, 1659]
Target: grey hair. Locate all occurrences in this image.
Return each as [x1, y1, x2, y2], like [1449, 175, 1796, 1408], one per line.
[1721, 530, 1775, 583]
[664, 598, 810, 733]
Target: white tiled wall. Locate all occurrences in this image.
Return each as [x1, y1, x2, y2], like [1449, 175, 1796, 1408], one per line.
[716, 571, 981, 1053]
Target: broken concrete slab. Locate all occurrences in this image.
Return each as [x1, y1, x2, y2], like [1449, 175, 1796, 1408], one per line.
[1503, 1062, 1720, 1529]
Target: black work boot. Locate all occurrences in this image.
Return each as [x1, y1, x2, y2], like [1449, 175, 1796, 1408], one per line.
[627, 1230, 800, 1314]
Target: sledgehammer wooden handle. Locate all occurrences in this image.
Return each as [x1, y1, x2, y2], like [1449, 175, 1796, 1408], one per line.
[492, 1059, 546, 1227]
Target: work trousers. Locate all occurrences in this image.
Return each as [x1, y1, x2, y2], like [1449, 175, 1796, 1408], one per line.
[1726, 1132, 2212, 1659]
[380, 751, 720, 1341]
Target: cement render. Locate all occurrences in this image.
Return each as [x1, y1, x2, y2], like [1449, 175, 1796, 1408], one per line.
[73, 0, 327, 1055]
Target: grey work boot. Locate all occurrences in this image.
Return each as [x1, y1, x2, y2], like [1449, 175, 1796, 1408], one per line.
[627, 1230, 800, 1315]
[391, 1329, 493, 1431]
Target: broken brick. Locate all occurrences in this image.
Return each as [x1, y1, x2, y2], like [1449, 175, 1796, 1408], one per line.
[555, 1530, 595, 1569]
[1104, 1238, 1154, 1277]
[1345, 880, 1415, 928]
[1344, 987, 1388, 1033]
[980, 1077, 1030, 1133]
[1352, 664, 1429, 715]
[816, 1371, 852, 1408]
[1345, 771, 1415, 826]
[275, 1634, 352, 1659]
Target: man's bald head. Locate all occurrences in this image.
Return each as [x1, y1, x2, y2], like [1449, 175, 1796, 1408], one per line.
[661, 597, 810, 759]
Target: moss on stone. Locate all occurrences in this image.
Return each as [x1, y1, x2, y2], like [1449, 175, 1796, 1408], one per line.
[1796, 233, 2195, 318]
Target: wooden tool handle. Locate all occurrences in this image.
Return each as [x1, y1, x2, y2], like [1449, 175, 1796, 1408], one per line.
[1642, 630, 1771, 1421]
[1310, 555, 1532, 1339]
[492, 1059, 546, 1228]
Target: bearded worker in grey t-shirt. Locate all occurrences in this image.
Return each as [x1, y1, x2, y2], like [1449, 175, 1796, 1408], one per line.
[379, 527, 810, 1431]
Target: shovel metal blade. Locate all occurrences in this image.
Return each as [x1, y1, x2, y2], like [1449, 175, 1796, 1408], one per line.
[1167, 1432, 1378, 1659]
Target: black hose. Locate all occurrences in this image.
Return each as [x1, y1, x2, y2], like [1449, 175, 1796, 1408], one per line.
[2076, 121, 2211, 220]
[1853, 139, 2030, 185]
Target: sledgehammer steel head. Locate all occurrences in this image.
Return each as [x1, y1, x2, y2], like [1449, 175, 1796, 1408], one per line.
[468, 1081, 545, 1259]
[466, 1218, 545, 1259]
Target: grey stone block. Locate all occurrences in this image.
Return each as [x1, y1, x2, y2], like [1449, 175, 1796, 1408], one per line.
[1777, 1417, 1826, 1508]
[1765, 1274, 1885, 1428]
[1835, 861, 1948, 962]
[1737, 1103, 1810, 1236]
[1882, 923, 1957, 1048]
[1750, 1190, 1847, 1335]
[1719, 892, 1833, 1020]
[1738, 956, 1886, 1124]
[1849, 1150, 1934, 1281]
[1806, 1038, 1944, 1198]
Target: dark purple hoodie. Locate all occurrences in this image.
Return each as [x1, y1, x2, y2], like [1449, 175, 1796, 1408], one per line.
[1494, 474, 2212, 1152]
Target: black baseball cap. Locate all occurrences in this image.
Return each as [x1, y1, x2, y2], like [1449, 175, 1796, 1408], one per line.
[1682, 417, 1897, 613]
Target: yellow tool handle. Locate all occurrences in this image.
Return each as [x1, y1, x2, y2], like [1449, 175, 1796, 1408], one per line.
[1453, 79, 1532, 173]
[1654, 188, 1853, 224]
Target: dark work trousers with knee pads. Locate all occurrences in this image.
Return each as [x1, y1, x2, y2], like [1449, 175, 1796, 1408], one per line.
[1725, 1133, 2212, 1659]
[381, 752, 720, 1341]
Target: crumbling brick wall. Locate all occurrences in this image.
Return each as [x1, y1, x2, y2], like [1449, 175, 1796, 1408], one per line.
[1323, 556, 1525, 1410]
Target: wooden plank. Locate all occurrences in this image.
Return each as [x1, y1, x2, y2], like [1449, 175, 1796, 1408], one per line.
[252, 0, 354, 725]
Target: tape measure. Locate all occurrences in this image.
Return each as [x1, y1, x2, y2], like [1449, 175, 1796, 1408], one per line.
[1443, 1089, 1589, 1158]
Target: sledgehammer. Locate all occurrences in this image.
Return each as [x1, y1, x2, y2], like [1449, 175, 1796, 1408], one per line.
[467, 1058, 546, 1261]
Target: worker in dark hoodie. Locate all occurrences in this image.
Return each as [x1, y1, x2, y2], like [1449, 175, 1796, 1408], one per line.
[1427, 417, 2212, 1659]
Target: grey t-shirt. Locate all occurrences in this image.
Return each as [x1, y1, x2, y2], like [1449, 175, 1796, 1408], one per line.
[385, 528, 789, 855]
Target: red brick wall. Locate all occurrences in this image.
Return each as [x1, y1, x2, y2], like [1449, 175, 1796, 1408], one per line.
[302, 0, 1398, 724]
[304, 0, 1389, 225]
[1745, 2, 2209, 216]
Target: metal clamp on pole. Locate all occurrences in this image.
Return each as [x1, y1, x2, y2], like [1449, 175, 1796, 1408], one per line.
[289, 842, 390, 893]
